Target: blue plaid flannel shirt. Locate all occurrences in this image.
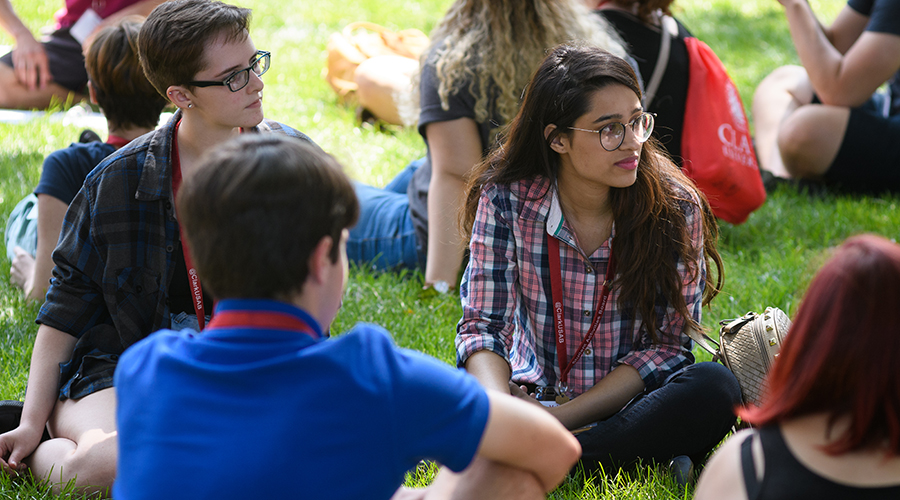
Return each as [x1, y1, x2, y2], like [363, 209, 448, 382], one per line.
[37, 110, 313, 399]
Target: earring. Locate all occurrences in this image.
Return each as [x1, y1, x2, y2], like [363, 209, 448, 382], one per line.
[188, 104, 193, 108]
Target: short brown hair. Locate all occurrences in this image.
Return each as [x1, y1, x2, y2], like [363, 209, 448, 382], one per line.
[177, 134, 360, 300]
[85, 17, 168, 130]
[138, 0, 251, 97]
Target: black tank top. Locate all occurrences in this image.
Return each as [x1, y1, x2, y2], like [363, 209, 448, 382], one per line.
[741, 425, 900, 500]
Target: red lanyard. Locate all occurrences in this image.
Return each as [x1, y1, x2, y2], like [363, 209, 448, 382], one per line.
[548, 234, 616, 392]
[171, 120, 206, 330]
[206, 310, 320, 340]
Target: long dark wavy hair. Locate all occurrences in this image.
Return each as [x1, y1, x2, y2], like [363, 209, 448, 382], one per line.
[462, 44, 723, 342]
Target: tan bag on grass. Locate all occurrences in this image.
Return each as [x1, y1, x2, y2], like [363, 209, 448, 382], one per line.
[686, 307, 792, 406]
[324, 21, 429, 101]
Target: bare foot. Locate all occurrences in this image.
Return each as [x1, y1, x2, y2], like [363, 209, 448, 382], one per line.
[10, 246, 35, 292]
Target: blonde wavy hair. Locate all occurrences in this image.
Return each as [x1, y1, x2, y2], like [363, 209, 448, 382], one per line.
[412, 0, 626, 129]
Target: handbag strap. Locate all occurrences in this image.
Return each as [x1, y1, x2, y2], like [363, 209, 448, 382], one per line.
[683, 325, 720, 358]
[684, 311, 757, 358]
[643, 14, 676, 107]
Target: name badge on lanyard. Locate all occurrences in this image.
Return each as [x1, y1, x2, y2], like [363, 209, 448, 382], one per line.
[547, 234, 616, 402]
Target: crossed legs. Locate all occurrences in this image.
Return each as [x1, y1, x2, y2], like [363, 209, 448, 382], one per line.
[26, 388, 117, 496]
[390, 458, 545, 500]
[752, 65, 849, 180]
[0, 63, 81, 110]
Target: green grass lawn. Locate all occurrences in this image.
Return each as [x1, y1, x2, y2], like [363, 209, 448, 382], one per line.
[0, 0, 888, 498]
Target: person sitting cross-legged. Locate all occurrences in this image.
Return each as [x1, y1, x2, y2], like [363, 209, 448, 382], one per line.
[753, 0, 900, 193]
[113, 133, 581, 500]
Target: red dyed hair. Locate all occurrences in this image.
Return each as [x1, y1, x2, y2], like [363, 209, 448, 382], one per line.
[740, 234, 900, 455]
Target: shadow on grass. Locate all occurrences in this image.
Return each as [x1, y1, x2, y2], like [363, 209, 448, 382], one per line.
[334, 263, 461, 365]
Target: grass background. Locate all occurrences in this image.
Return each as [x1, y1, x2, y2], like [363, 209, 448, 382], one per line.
[1, 0, 891, 498]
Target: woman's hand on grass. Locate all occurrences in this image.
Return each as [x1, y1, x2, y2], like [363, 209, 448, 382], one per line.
[0, 424, 42, 476]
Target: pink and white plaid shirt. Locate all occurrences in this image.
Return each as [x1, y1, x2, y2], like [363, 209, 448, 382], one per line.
[456, 176, 705, 396]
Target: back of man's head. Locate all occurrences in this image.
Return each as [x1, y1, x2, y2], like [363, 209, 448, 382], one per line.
[85, 17, 168, 131]
[177, 134, 359, 300]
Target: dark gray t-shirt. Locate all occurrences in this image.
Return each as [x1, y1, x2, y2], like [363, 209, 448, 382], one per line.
[847, 0, 900, 114]
[407, 47, 502, 254]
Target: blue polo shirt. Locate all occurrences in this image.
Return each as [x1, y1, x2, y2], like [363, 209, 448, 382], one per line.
[114, 298, 490, 499]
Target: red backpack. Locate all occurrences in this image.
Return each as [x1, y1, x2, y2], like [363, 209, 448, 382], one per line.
[648, 18, 766, 225]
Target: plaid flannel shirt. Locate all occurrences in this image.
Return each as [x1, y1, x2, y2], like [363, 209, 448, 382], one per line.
[456, 176, 704, 395]
[37, 110, 313, 399]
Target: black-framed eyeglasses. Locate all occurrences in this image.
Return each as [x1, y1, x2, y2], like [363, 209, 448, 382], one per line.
[568, 112, 655, 152]
[189, 50, 271, 92]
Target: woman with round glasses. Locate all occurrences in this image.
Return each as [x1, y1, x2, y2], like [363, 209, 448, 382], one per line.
[456, 44, 741, 477]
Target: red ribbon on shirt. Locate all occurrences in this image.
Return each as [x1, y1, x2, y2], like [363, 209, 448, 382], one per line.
[206, 310, 319, 340]
[171, 119, 206, 330]
[547, 234, 616, 392]
[106, 134, 131, 149]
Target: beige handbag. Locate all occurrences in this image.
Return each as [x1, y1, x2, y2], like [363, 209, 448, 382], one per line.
[686, 307, 791, 406]
[323, 21, 429, 101]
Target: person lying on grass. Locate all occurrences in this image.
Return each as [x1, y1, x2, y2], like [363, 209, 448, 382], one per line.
[112, 133, 581, 500]
[0, 0, 310, 494]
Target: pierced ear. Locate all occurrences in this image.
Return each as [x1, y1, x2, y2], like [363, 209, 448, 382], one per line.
[307, 236, 334, 285]
[166, 85, 193, 110]
[544, 124, 567, 154]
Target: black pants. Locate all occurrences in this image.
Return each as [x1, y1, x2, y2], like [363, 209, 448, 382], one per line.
[575, 361, 741, 474]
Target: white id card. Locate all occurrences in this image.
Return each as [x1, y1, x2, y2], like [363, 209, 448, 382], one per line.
[69, 8, 102, 45]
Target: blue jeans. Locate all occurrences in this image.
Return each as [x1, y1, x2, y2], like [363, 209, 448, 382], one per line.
[347, 159, 424, 270]
[575, 362, 741, 473]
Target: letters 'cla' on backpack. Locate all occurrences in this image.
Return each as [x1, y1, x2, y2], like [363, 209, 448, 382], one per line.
[650, 17, 766, 225]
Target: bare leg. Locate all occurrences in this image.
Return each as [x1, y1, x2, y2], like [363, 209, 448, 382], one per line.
[0, 64, 84, 110]
[9, 247, 35, 291]
[777, 104, 850, 180]
[418, 458, 545, 500]
[752, 65, 815, 178]
[354, 55, 419, 125]
[25, 388, 117, 496]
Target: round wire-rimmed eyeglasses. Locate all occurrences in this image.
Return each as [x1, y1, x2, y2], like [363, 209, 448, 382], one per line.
[189, 50, 271, 93]
[567, 112, 655, 152]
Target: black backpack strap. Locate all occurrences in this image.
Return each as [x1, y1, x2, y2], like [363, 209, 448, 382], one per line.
[740, 432, 763, 500]
[643, 15, 674, 107]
